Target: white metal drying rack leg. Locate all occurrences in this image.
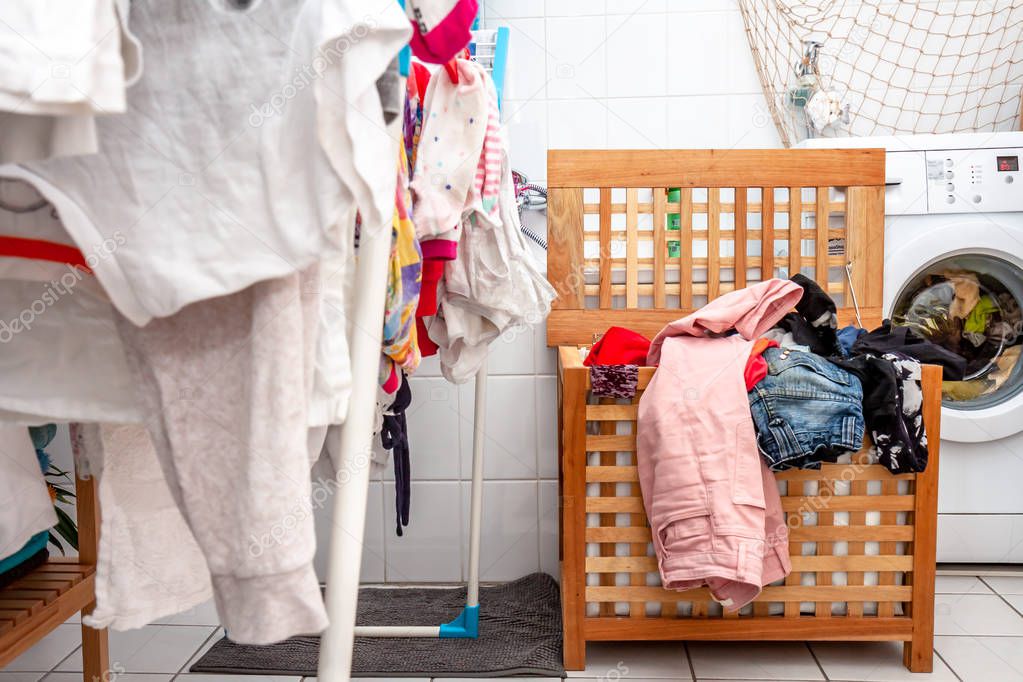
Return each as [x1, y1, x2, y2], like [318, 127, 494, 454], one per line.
[318, 223, 486, 681]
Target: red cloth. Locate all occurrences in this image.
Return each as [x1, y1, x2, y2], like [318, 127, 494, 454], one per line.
[411, 61, 443, 357]
[411, 62, 431, 102]
[744, 338, 779, 391]
[407, 0, 478, 64]
[416, 260, 445, 357]
[584, 326, 651, 367]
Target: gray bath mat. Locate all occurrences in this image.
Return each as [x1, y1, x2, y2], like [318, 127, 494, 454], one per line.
[190, 572, 564, 677]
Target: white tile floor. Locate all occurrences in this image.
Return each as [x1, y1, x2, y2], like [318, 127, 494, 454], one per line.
[6, 575, 1023, 681]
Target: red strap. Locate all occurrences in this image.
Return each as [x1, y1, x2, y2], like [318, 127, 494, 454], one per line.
[0, 235, 92, 274]
[443, 59, 459, 83]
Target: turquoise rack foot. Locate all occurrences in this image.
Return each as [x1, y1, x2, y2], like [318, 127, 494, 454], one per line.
[439, 605, 479, 638]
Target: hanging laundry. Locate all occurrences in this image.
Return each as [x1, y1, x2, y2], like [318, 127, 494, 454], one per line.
[71, 424, 213, 631]
[404, 0, 479, 63]
[111, 264, 327, 645]
[380, 145, 423, 394]
[380, 374, 413, 536]
[0, 0, 141, 163]
[638, 279, 800, 611]
[419, 61, 554, 383]
[411, 59, 488, 262]
[0, 0, 410, 325]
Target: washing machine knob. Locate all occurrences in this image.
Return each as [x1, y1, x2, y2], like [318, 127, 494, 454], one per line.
[972, 195, 982, 204]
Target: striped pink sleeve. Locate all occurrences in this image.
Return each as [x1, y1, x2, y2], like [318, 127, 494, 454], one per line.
[472, 91, 503, 214]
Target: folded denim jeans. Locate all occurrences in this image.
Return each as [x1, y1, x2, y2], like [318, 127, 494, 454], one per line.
[748, 347, 864, 471]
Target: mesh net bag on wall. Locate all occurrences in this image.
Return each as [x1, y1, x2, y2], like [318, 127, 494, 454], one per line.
[739, 1, 1023, 146]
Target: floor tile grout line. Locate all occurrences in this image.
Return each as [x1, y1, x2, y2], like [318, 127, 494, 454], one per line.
[682, 640, 697, 681]
[973, 576, 1023, 617]
[804, 640, 830, 681]
[173, 626, 222, 678]
[933, 646, 965, 682]
[978, 575, 1023, 618]
[47, 642, 82, 675]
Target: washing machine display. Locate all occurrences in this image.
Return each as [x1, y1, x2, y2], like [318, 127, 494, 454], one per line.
[892, 255, 1023, 409]
[997, 155, 1019, 172]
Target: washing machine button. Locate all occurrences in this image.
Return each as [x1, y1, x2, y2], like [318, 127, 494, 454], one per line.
[946, 195, 956, 204]
[972, 195, 982, 204]
[946, 183, 955, 192]
[946, 170, 955, 179]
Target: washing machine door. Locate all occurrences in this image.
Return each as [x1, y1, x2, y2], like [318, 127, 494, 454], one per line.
[885, 220, 1023, 443]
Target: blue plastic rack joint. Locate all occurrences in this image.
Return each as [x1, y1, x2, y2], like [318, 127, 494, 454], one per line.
[439, 605, 480, 638]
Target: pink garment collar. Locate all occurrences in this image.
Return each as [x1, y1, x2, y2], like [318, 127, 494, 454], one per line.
[647, 279, 803, 365]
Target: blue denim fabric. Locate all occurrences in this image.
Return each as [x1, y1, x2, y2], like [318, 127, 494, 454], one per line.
[748, 347, 864, 471]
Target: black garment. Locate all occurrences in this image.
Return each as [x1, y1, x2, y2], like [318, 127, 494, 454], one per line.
[872, 351, 928, 474]
[775, 312, 841, 357]
[829, 352, 928, 472]
[778, 274, 843, 356]
[792, 274, 838, 329]
[852, 319, 966, 380]
[380, 373, 413, 536]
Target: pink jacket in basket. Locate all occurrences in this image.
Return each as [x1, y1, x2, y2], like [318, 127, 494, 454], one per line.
[637, 279, 803, 611]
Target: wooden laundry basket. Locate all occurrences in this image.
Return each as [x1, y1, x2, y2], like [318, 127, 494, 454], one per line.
[547, 149, 940, 673]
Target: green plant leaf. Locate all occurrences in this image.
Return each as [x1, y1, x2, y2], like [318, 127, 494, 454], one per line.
[54, 507, 79, 551]
[48, 531, 65, 555]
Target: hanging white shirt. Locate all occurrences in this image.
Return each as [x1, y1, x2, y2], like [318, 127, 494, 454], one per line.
[0, 0, 408, 326]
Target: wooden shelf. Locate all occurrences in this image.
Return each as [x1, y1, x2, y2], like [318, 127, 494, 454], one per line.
[0, 470, 108, 680]
[0, 559, 96, 667]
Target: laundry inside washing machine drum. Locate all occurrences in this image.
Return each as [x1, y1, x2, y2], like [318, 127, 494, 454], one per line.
[892, 255, 1023, 410]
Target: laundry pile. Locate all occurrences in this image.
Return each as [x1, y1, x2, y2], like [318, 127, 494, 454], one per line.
[893, 268, 1022, 402]
[585, 275, 953, 613]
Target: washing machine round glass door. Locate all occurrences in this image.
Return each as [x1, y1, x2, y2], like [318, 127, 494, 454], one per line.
[891, 253, 1023, 414]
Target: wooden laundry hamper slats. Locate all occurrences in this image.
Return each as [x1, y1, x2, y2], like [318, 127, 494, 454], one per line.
[547, 150, 939, 674]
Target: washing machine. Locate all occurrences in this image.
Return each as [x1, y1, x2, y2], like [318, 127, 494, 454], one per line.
[802, 131, 1023, 563]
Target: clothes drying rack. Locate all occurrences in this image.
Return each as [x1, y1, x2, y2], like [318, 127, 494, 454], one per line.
[318, 7, 510, 681]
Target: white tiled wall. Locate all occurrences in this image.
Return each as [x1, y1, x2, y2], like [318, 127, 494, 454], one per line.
[491, 0, 783, 187]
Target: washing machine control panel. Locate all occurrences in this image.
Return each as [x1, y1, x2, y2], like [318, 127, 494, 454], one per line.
[926, 147, 1022, 213]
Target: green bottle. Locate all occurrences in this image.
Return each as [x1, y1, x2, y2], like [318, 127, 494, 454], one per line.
[667, 187, 681, 258]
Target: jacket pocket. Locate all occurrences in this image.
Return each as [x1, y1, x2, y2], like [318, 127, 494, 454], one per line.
[660, 514, 712, 556]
